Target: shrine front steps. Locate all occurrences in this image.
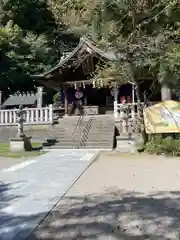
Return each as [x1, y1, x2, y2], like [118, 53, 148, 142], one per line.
[43, 115, 115, 150]
[42, 116, 89, 149]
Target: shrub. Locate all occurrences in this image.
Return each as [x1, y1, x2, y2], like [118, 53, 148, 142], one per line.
[53, 92, 61, 106]
[144, 135, 180, 156]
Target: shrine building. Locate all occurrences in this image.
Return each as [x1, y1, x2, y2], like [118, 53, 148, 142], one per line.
[33, 37, 159, 117]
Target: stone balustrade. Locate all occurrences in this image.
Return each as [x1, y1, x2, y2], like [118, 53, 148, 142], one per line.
[0, 105, 53, 126]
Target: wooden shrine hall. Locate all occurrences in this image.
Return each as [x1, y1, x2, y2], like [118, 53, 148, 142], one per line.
[33, 37, 156, 116]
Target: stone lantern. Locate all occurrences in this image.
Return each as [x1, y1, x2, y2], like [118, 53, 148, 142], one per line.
[9, 105, 32, 152]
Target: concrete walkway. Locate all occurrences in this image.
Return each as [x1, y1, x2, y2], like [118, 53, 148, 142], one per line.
[30, 152, 180, 240]
[0, 150, 99, 240]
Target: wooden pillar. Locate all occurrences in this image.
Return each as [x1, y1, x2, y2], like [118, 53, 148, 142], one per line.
[64, 86, 68, 116]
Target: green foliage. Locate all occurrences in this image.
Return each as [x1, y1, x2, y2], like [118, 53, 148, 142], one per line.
[93, 62, 132, 86]
[1, 0, 180, 99]
[50, 0, 96, 36]
[144, 135, 180, 156]
[0, 0, 79, 94]
[91, 0, 180, 98]
[53, 92, 61, 106]
[1, 0, 57, 33]
[0, 20, 59, 92]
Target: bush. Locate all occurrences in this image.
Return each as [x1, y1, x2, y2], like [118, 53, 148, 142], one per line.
[144, 135, 180, 156]
[53, 92, 61, 106]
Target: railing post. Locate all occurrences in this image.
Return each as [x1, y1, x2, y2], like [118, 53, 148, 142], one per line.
[40, 108, 43, 122]
[13, 110, 16, 123]
[9, 110, 12, 123]
[4, 111, 8, 123]
[36, 108, 39, 123]
[49, 104, 53, 123]
[0, 111, 3, 124]
[44, 108, 48, 122]
[31, 109, 34, 123]
[26, 109, 30, 123]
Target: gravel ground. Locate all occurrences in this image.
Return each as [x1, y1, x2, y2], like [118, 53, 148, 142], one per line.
[29, 152, 180, 240]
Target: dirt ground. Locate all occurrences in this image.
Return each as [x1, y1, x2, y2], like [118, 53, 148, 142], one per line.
[29, 152, 180, 240]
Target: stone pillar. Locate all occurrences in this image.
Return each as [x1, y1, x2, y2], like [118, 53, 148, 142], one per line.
[161, 84, 171, 101]
[37, 86, 43, 108]
[113, 82, 119, 120]
[64, 86, 68, 116]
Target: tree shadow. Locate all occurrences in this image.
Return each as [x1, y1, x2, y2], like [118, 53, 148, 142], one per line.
[28, 189, 180, 239]
[0, 180, 50, 239]
[2, 184, 180, 239]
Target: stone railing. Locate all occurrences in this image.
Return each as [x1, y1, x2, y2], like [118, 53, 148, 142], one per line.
[114, 102, 138, 121]
[114, 101, 156, 121]
[0, 105, 53, 126]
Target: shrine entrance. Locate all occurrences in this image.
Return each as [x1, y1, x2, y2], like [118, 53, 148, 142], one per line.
[32, 37, 160, 118]
[59, 82, 135, 116]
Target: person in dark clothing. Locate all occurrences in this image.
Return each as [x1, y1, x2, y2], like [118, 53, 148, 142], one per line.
[74, 87, 84, 114]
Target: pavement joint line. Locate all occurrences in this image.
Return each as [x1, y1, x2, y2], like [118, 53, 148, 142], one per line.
[26, 150, 100, 239]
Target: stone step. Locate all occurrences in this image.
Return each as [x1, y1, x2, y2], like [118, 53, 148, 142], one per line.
[82, 141, 113, 145]
[78, 146, 112, 149]
[44, 146, 75, 149]
[83, 140, 113, 143]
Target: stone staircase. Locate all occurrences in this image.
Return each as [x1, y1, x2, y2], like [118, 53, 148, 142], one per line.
[79, 115, 114, 149]
[43, 115, 115, 149]
[42, 116, 82, 149]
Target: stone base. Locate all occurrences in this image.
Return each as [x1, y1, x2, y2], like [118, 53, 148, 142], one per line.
[83, 106, 99, 115]
[9, 136, 32, 152]
[116, 134, 136, 153]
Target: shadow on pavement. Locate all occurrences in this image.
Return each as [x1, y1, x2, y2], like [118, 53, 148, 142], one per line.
[28, 189, 180, 239]
[1, 181, 180, 239]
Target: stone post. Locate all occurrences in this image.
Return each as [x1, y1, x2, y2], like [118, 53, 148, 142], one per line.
[37, 86, 43, 108]
[121, 105, 129, 134]
[64, 86, 68, 116]
[113, 82, 119, 120]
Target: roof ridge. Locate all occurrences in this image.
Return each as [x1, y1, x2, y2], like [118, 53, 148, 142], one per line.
[32, 36, 114, 78]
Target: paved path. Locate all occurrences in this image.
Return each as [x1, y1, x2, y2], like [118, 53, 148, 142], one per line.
[0, 150, 99, 240]
[30, 152, 180, 240]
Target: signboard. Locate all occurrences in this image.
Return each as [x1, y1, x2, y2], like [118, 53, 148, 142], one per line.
[143, 100, 180, 133]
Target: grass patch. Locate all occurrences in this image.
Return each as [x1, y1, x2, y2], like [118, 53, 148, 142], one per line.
[0, 142, 46, 158]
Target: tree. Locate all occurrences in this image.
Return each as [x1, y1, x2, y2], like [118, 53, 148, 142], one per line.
[0, 0, 82, 94]
[91, 0, 180, 101]
[0, 20, 60, 93]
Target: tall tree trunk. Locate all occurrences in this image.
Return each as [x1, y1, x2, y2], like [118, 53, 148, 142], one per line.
[161, 83, 172, 101]
[135, 80, 148, 143]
